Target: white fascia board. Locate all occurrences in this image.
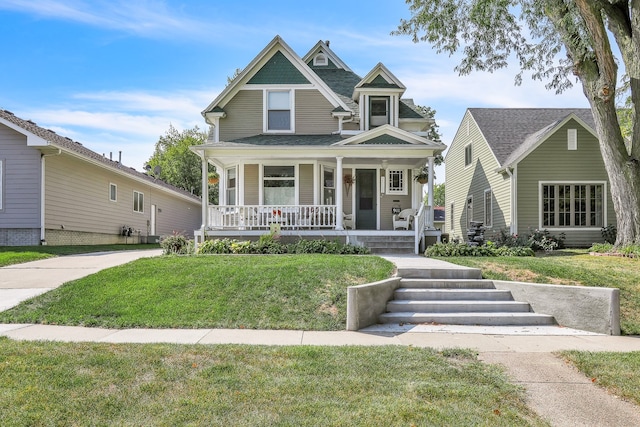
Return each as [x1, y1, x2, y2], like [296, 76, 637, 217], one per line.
[334, 124, 446, 149]
[356, 63, 406, 90]
[0, 117, 50, 146]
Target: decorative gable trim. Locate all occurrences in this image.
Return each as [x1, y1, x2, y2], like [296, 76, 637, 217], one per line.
[334, 124, 445, 149]
[354, 63, 406, 98]
[202, 35, 349, 121]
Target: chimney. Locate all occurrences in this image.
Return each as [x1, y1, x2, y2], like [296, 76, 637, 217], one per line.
[119, 151, 122, 163]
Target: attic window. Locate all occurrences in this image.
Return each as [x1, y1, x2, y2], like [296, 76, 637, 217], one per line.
[464, 143, 472, 167]
[370, 97, 389, 128]
[568, 129, 577, 150]
[314, 53, 328, 66]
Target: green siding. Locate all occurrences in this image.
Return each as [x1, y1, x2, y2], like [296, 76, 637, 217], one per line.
[299, 164, 314, 205]
[516, 120, 616, 247]
[295, 90, 337, 134]
[219, 90, 263, 141]
[445, 112, 511, 241]
[248, 51, 309, 85]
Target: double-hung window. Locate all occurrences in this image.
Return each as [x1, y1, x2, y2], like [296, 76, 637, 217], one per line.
[541, 183, 604, 228]
[133, 191, 144, 213]
[267, 90, 292, 131]
[263, 165, 295, 205]
[226, 167, 237, 205]
[322, 166, 335, 205]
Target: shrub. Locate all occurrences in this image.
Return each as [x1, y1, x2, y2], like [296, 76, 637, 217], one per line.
[526, 228, 565, 251]
[493, 228, 528, 248]
[159, 233, 191, 255]
[601, 225, 617, 244]
[589, 242, 614, 253]
[195, 236, 369, 255]
[425, 242, 534, 257]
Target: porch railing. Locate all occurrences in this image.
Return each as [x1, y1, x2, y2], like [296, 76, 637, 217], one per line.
[415, 205, 427, 254]
[207, 205, 337, 230]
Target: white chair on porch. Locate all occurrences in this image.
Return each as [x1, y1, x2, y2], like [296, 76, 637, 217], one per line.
[393, 209, 415, 230]
[343, 213, 353, 229]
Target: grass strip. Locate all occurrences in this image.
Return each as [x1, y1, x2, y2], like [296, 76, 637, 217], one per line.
[0, 338, 547, 426]
[560, 351, 640, 407]
[0, 244, 156, 267]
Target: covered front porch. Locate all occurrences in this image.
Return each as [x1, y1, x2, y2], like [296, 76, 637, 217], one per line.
[190, 127, 445, 254]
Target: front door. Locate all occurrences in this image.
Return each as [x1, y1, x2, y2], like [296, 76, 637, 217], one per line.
[356, 169, 377, 229]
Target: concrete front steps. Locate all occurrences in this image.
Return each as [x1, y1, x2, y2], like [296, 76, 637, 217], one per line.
[356, 235, 415, 254]
[378, 275, 556, 327]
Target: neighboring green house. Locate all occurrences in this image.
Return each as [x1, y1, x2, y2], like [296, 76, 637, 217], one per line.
[190, 36, 446, 252]
[445, 108, 616, 247]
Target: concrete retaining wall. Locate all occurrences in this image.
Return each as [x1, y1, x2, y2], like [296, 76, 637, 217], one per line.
[493, 280, 620, 335]
[347, 278, 400, 331]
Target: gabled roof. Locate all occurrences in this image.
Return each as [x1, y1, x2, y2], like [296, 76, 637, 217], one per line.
[0, 109, 200, 202]
[334, 124, 445, 149]
[202, 35, 349, 118]
[353, 63, 406, 99]
[302, 40, 352, 72]
[468, 108, 596, 167]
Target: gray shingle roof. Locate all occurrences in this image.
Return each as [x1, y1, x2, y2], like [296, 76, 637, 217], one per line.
[468, 108, 596, 166]
[0, 109, 200, 201]
[312, 68, 361, 117]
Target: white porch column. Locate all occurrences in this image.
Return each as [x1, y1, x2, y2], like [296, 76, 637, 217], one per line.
[335, 156, 344, 230]
[201, 156, 208, 229]
[427, 156, 435, 228]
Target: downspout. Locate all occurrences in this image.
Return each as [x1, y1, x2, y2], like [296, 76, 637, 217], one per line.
[40, 149, 62, 244]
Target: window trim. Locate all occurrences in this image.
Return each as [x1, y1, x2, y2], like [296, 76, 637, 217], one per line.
[464, 143, 472, 167]
[322, 165, 335, 205]
[386, 168, 408, 195]
[568, 128, 577, 150]
[484, 189, 493, 228]
[313, 53, 328, 66]
[450, 201, 455, 233]
[264, 89, 295, 133]
[225, 166, 237, 206]
[538, 181, 607, 230]
[109, 183, 117, 202]
[260, 163, 298, 205]
[466, 195, 473, 228]
[369, 96, 390, 129]
[133, 190, 144, 213]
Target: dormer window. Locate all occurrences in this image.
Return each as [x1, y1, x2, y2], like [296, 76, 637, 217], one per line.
[370, 97, 389, 128]
[313, 53, 328, 66]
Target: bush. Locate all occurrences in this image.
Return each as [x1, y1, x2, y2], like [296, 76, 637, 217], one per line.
[159, 233, 191, 255]
[425, 242, 534, 257]
[601, 225, 617, 244]
[195, 236, 369, 255]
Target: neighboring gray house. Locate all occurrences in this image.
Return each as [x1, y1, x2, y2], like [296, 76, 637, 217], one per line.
[445, 108, 616, 247]
[0, 109, 202, 246]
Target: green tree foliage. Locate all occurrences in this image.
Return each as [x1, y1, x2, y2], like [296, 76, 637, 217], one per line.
[423, 183, 445, 206]
[395, 0, 640, 246]
[147, 125, 218, 204]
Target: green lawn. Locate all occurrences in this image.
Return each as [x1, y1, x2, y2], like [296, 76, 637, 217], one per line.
[561, 351, 640, 407]
[0, 338, 547, 426]
[0, 244, 156, 267]
[0, 255, 394, 330]
[438, 250, 640, 335]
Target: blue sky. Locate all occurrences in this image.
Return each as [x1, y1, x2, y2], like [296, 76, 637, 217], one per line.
[0, 0, 589, 178]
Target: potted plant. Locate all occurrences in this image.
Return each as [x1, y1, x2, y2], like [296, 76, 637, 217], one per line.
[414, 167, 429, 184]
[208, 171, 219, 185]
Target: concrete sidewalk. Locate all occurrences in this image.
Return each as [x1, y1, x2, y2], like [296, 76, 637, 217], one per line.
[1, 250, 640, 426]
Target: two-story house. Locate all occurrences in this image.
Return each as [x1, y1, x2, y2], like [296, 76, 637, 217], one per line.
[190, 36, 446, 253]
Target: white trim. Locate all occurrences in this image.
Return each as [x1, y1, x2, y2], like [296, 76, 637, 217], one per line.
[264, 89, 295, 133]
[466, 195, 473, 228]
[464, 142, 473, 168]
[133, 190, 144, 213]
[386, 168, 408, 195]
[313, 52, 327, 66]
[568, 128, 577, 150]
[484, 188, 493, 228]
[259, 162, 300, 205]
[538, 180, 608, 230]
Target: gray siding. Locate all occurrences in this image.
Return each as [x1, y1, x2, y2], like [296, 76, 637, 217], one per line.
[295, 90, 337, 134]
[0, 124, 41, 228]
[380, 188, 412, 230]
[219, 90, 263, 141]
[44, 154, 200, 238]
[516, 120, 616, 247]
[445, 112, 511, 241]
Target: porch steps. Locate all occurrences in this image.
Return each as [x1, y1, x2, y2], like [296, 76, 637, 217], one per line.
[356, 235, 415, 254]
[378, 277, 556, 327]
